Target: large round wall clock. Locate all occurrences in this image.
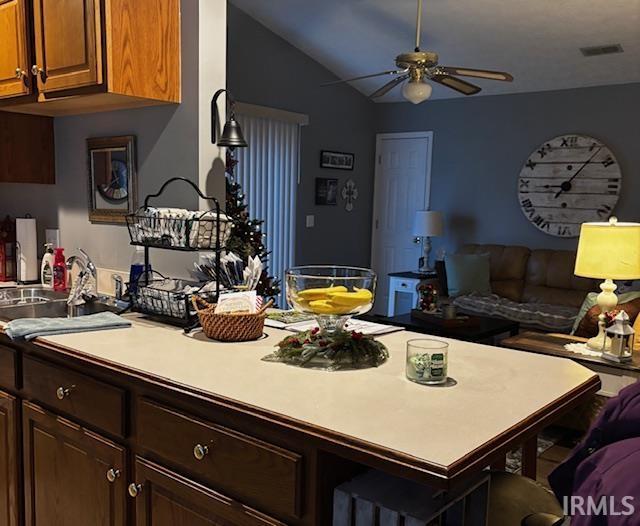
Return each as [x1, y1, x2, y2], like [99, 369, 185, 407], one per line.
[518, 134, 621, 238]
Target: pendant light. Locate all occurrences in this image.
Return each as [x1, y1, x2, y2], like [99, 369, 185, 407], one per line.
[211, 89, 248, 148]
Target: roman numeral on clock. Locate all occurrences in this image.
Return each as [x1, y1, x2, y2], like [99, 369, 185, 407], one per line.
[519, 179, 530, 191]
[521, 198, 536, 218]
[532, 215, 550, 231]
[597, 205, 612, 218]
[602, 156, 615, 167]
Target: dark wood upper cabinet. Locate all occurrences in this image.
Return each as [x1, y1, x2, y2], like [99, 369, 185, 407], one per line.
[131, 457, 286, 526]
[0, 111, 54, 184]
[0, 0, 180, 116]
[0, 0, 31, 99]
[0, 391, 19, 526]
[31, 0, 102, 93]
[22, 401, 127, 526]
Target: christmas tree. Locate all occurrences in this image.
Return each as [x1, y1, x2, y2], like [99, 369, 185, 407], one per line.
[225, 149, 281, 300]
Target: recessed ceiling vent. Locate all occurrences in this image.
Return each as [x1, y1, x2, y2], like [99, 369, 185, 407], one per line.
[580, 44, 624, 57]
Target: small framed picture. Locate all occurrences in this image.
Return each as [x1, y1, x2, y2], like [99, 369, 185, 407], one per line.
[320, 150, 355, 170]
[315, 178, 339, 205]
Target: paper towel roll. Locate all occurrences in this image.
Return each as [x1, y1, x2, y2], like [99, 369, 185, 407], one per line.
[16, 217, 38, 282]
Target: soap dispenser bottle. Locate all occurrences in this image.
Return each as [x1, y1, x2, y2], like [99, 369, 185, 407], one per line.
[52, 247, 67, 292]
[41, 243, 54, 288]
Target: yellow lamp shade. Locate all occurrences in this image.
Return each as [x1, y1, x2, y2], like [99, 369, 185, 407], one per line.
[575, 220, 640, 280]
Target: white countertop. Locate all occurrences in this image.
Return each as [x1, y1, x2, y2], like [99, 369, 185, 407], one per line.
[15, 316, 597, 473]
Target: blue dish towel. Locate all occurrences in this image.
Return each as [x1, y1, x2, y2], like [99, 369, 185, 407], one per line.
[5, 312, 132, 341]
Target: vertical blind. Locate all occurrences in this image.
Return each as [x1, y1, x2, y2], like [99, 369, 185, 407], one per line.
[235, 113, 301, 306]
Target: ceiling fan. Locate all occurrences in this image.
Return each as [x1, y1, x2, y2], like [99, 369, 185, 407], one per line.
[321, 0, 513, 104]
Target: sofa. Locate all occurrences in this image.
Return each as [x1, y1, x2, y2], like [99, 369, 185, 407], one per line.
[443, 244, 598, 332]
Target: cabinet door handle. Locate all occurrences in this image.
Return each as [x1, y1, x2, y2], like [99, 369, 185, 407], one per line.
[193, 443, 210, 461]
[56, 386, 73, 400]
[400, 282, 408, 288]
[31, 65, 46, 82]
[15, 68, 29, 87]
[128, 483, 143, 498]
[106, 468, 121, 483]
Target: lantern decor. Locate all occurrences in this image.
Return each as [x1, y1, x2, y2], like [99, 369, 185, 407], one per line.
[418, 283, 438, 313]
[603, 310, 635, 363]
[0, 216, 16, 283]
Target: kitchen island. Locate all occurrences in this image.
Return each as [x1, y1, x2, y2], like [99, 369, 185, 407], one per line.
[0, 316, 599, 525]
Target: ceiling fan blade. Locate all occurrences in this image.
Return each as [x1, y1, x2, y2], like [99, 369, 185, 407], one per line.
[370, 75, 409, 98]
[440, 66, 513, 82]
[431, 74, 481, 95]
[321, 69, 407, 87]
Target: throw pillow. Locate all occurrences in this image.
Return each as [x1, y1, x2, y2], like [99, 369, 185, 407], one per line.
[574, 296, 640, 338]
[572, 291, 640, 335]
[445, 253, 491, 297]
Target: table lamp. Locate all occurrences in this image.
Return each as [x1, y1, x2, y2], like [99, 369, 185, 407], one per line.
[412, 210, 443, 273]
[574, 217, 640, 354]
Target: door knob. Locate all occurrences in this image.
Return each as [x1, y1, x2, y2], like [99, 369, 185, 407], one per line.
[15, 68, 26, 79]
[106, 468, 121, 483]
[128, 483, 143, 498]
[193, 443, 210, 461]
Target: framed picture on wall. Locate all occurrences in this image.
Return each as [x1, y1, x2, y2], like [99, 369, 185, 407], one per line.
[87, 135, 137, 224]
[315, 178, 339, 205]
[320, 150, 355, 170]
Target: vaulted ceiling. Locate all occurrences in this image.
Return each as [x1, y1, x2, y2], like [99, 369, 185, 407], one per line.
[231, 0, 640, 101]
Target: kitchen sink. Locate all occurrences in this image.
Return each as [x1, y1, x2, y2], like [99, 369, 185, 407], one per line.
[0, 299, 121, 321]
[0, 287, 68, 306]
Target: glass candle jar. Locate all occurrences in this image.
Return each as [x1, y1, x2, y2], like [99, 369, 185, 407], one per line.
[406, 339, 449, 385]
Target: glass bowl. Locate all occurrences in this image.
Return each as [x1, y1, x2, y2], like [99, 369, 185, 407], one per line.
[286, 266, 376, 333]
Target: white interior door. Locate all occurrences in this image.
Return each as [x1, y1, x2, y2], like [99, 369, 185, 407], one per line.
[371, 132, 433, 315]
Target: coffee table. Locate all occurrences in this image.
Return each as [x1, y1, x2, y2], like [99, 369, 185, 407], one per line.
[373, 311, 519, 343]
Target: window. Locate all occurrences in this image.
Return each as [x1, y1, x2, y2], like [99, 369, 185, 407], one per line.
[235, 105, 308, 305]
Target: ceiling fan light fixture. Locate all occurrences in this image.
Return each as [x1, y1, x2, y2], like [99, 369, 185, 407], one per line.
[402, 77, 432, 104]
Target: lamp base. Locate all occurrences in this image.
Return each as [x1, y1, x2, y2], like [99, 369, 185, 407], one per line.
[417, 237, 433, 273]
[586, 279, 618, 352]
[586, 329, 611, 352]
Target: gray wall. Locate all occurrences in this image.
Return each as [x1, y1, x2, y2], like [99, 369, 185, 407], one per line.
[375, 82, 640, 257]
[227, 4, 376, 267]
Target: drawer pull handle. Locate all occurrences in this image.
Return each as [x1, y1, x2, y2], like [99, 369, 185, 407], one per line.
[193, 444, 210, 461]
[56, 386, 73, 400]
[128, 483, 143, 498]
[401, 282, 408, 288]
[106, 468, 121, 483]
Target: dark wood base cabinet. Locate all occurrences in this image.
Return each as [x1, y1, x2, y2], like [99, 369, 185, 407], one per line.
[131, 458, 285, 526]
[22, 402, 127, 526]
[0, 391, 19, 526]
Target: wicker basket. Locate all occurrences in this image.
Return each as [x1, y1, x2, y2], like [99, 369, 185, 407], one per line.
[192, 296, 272, 342]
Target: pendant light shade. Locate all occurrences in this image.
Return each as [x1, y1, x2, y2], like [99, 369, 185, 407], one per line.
[211, 88, 248, 148]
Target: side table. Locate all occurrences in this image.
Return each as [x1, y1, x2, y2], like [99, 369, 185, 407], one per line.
[387, 271, 438, 317]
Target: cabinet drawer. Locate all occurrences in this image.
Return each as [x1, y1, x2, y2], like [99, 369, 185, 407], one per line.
[23, 356, 125, 438]
[0, 345, 17, 391]
[389, 276, 419, 291]
[137, 399, 302, 519]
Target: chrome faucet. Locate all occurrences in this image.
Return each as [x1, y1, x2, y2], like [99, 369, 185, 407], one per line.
[66, 249, 98, 314]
